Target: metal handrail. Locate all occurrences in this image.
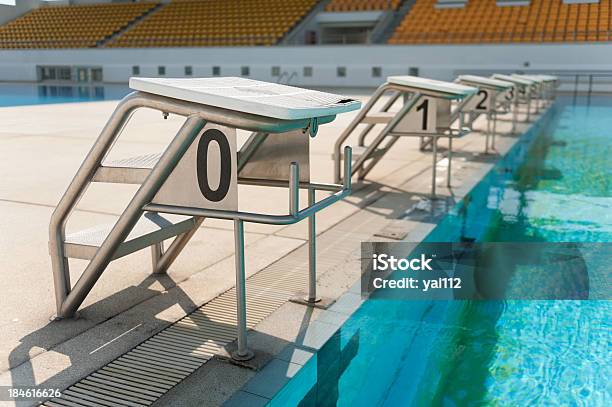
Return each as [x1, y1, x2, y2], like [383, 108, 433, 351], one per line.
[333, 82, 398, 183]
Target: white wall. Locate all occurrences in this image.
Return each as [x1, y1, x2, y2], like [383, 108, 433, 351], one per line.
[0, 43, 611, 87]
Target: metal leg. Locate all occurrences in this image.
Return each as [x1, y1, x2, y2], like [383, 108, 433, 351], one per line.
[151, 242, 164, 274]
[448, 112, 462, 188]
[447, 135, 452, 188]
[431, 135, 437, 199]
[152, 217, 205, 274]
[420, 136, 433, 151]
[491, 112, 497, 151]
[485, 112, 491, 154]
[511, 99, 518, 134]
[305, 187, 320, 304]
[50, 256, 71, 318]
[526, 96, 531, 122]
[232, 219, 254, 361]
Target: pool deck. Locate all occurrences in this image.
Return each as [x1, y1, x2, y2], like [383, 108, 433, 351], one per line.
[0, 92, 545, 406]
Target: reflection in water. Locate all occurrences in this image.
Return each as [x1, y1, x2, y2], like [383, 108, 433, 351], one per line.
[287, 99, 611, 406]
[0, 83, 130, 107]
[427, 102, 611, 406]
[37, 85, 105, 100]
[299, 329, 360, 407]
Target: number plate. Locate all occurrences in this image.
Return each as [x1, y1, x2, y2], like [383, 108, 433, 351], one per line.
[395, 96, 438, 133]
[463, 89, 494, 112]
[152, 124, 238, 211]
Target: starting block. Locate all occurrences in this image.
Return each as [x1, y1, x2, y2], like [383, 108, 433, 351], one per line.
[456, 75, 514, 153]
[492, 74, 536, 123]
[514, 74, 558, 111]
[536, 75, 559, 105]
[512, 74, 546, 115]
[333, 75, 477, 198]
[49, 77, 360, 361]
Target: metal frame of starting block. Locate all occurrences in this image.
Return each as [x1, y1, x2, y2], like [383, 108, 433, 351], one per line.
[333, 75, 477, 199]
[519, 74, 558, 109]
[512, 74, 544, 117]
[513, 74, 548, 114]
[492, 74, 535, 124]
[48, 77, 360, 361]
[455, 75, 514, 153]
[535, 75, 558, 106]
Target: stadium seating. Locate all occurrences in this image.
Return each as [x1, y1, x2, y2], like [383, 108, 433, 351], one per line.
[325, 0, 402, 12]
[0, 2, 158, 49]
[1, 0, 609, 48]
[107, 0, 318, 48]
[389, 0, 612, 44]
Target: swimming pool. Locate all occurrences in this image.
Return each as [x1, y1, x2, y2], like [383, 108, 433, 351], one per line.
[270, 97, 611, 406]
[0, 83, 130, 107]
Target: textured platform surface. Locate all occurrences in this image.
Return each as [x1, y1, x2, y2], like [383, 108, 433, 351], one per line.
[130, 77, 361, 120]
[387, 75, 477, 98]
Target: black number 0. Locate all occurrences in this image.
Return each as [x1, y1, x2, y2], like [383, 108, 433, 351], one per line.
[476, 90, 488, 110]
[196, 129, 232, 202]
[416, 98, 429, 130]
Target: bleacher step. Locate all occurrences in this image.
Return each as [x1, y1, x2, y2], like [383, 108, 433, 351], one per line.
[93, 153, 161, 184]
[64, 212, 197, 260]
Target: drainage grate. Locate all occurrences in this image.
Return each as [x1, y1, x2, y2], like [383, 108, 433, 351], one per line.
[41, 283, 298, 407]
[41, 253, 322, 405]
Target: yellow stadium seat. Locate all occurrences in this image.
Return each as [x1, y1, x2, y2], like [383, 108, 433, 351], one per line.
[389, 0, 612, 44]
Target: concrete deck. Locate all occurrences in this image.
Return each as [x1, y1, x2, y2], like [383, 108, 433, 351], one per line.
[0, 91, 544, 407]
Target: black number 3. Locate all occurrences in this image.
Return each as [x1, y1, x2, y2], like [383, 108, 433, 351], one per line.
[196, 129, 232, 202]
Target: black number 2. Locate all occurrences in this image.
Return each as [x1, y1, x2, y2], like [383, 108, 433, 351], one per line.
[476, 90, 488, 110]
[196, 129, 232, 202]
[416, 98, 429, 130]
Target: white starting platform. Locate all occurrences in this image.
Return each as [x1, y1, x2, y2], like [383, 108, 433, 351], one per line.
[456, 75, 515, 152]
[492, 73, 538, 122]
[513, 74, 547, 115]
[333, 75, 477, 198]
[512, 74, 558, 112]
[535, 75, 559, 106]
[48, 77, 360, 361]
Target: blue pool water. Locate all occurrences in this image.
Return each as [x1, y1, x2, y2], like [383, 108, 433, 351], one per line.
[271, 98, 611, 406]
[0, 83, 130, 107]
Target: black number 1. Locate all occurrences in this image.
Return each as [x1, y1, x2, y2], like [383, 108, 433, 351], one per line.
[196, 129, 232, 202]
[416, 99, 429, 131]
